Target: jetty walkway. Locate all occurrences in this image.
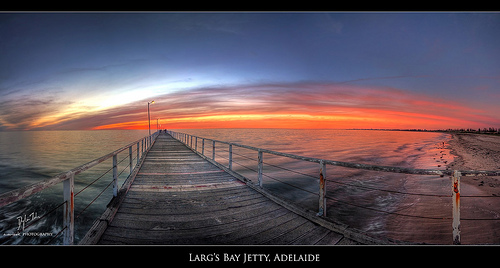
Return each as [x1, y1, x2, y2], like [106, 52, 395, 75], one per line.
[2, 130, 499, 245]
[86, 133, 362, 245]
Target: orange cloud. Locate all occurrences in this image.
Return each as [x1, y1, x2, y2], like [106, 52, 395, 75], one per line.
[12, 82, 500, 131]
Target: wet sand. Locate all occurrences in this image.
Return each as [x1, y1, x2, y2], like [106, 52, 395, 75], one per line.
[387, 133, 500, 244]
[448, 133, 500, 171]
[447, 133, 500, 244]
[447, 133, 500, 200]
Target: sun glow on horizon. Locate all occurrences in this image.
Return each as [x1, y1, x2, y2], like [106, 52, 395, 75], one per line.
[5, 81, 499, 131]
[88, 108, 492, 131]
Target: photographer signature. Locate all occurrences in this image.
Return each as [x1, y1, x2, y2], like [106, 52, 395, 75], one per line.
[17, 212, 40, 231]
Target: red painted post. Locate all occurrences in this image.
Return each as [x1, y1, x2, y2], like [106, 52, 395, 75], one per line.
[318, 160, 326, 217]
[452, 170, 461, 245]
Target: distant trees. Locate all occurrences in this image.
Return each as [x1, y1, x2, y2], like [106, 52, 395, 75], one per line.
[351, 127, 500, 135]
[443, 127, 500, 134]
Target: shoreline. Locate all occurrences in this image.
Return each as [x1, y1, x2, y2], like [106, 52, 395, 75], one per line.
[447, 133, 500, 191]
[386, 133, 500, 244]
[447, 133, 500, 171]
[446, 133, 500, 244]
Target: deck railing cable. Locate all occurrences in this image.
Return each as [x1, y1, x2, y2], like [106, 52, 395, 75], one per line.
[0, 131, 159, 245]
[168, 130, 500, 245]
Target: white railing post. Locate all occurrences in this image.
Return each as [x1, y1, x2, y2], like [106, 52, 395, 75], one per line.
[318, 160, 326, 217]
[258, 149, 263, 187]
[452, 170, 461, 245]
[112, 154, 118, 197]
[229, 143, 233, 170]
[63, 172, 75, 245]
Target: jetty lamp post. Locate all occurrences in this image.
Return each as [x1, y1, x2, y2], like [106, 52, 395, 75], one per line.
[148, 100, 155, 136]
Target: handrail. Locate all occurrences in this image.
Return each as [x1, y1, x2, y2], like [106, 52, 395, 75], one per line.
[0, 132, 158, 207]
[168, 131, 500, 177]
[168, 130, 500, 245]
[0, 131, 159, 245]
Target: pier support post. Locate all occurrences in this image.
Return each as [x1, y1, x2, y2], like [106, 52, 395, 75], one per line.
[112, 154, 118, 197]
[63, 172, 75, 245]
[258, 149, 263, 187]
[317, 160, 326, 217]
[452, 170, 461, 245]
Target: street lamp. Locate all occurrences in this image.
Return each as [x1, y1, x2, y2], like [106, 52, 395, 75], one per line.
[148, 100, 155, 136]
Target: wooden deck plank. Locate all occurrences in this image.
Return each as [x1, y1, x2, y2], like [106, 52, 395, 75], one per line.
[94, 133, 353, 245]
[291, 225, 332, 245]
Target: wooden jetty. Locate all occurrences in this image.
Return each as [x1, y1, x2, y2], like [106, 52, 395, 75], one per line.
[82, 133, 368, 245]
[3, 130, 498, 245]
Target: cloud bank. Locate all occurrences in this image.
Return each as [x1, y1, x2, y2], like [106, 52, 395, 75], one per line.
[2, 81, 497, 131]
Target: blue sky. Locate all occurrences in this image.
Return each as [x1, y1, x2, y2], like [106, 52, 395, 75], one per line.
[0, 12, 499, 130]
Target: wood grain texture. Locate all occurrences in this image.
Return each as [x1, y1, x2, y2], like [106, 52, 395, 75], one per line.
[97, 133, 357, 245]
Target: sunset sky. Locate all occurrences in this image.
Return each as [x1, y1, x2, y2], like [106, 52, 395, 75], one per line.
[1, 12, 499, 131]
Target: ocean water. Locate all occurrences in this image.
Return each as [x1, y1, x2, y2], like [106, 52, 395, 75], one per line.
[0, 130, 150, 244]
[0, 129, 454, 244]
[178, 129, 457, 244]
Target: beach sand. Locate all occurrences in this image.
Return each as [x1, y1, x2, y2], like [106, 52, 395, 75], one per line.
[447, 133, 500, 244]
[385, 133, 500, 244]
[447, 133, 500, 172]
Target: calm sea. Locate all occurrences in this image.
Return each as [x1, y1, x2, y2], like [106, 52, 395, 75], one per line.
[0, 129, 454, 244]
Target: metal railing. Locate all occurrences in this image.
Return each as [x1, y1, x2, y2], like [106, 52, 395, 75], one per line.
[0, 132, 159, 245]
[167, 130, 500, 244]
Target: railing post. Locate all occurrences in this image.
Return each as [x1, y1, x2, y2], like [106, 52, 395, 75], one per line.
[129, 146, 133, 175]
[229, 143, 233, 170]
[202, 138, 205, 155]
[63, 172, 74, 245]
[113, 154, 118, 197]
[212, 140, 216, 160]
[195, 137, 198, 152]
[452, 170, 461, 245]
[258, 149, 263, 187]
[318, 160, 326, 217]
[137, 142, 140, 165]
